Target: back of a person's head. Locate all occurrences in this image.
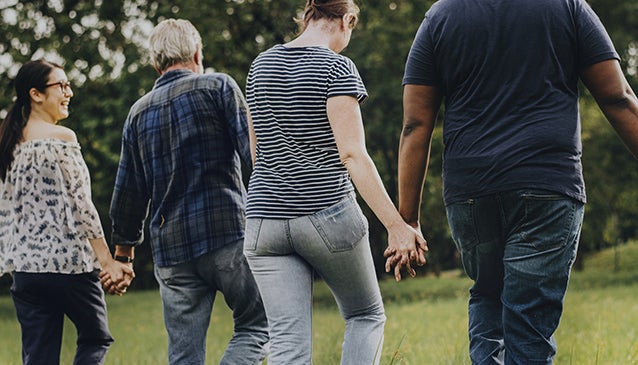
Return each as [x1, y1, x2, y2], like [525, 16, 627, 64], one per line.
[296, 0, 360, 32]
[149, 18, 201, 72]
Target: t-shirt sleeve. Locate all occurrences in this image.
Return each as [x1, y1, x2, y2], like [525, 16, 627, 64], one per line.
[403, 15, 438, 86]
[574, 0, 619, 67]
[327, 57, 368, 104]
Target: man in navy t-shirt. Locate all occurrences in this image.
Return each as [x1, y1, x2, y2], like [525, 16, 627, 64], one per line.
[398, 0, 638, 363]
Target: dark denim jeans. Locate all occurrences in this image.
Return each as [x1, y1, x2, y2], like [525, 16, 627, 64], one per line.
[446, 189, 584, 365]
[10, 270, 113, 365]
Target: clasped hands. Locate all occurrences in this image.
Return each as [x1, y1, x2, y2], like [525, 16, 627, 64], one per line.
[384, 222, 428, 281]
[99, 261, 135, 296]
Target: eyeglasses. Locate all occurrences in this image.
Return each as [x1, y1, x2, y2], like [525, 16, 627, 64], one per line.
[45, 81, 72, 93]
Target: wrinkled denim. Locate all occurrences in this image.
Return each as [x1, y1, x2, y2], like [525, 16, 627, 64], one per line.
[244, 194, 386, 365]
[154, 239, 269, 365]
[446, 189, 584, 365]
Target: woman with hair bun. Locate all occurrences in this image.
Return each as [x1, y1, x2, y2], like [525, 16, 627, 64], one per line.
[0, 59, 133, 365]
[244, 0, 427, 363]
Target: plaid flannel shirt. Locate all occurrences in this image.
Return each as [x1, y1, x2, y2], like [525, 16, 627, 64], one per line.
[110, 69, 251, 266]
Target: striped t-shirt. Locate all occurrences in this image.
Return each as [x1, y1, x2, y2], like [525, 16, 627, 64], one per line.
[246, 45, 368, 218]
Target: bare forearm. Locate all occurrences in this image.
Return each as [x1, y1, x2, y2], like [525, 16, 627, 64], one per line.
[580, 59, 638, 159]
[599, 87, 638, 158]
[327, 94, 427, 280]
[398, 127, 432, 225]
[344, 153, 404, 230]
[88, 237, 115, 267]
[399, 84, 441, 225]
[114, 244, 135, 259]
[99, 242, 135, 296]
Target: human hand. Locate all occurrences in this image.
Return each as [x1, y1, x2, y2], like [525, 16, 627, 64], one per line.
[99, 261, 135, 296]
[383, 223, 428, 281]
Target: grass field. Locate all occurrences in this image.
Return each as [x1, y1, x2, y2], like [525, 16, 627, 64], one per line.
[1, 241, 637, 364]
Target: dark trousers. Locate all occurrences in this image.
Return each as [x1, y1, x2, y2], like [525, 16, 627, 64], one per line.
[10, 271, 113, 365]
[446, 189, 584, 365]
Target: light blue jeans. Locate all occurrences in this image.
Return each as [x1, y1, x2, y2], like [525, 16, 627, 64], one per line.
[446, 189, 584, 365]
[154, 239, 269, 365]
[244, 193, 386, 365]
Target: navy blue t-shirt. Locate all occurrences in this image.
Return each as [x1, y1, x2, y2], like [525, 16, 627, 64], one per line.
[403, 0, 619, 205]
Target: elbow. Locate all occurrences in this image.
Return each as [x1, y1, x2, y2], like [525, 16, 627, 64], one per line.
[401, 118, 434, 145]
[338, 149, 367, 171]
[402, 114, 435, 139]
[402, 121, 419, 138]
[598, 86, 635, 110]
[339, 151, 356, 169]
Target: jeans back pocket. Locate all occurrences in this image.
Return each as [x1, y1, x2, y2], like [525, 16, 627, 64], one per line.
[309, 195, 368, 253]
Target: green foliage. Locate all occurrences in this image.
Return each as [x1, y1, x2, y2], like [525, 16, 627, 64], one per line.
[570, 240, 638, 290]
[582, 239, 638, 273]
[587, 0, 638, 89]
[1, 0, 637, 286]
[580, 97, 638, 257]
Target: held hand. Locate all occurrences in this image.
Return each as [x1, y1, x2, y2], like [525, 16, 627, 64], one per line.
[384, 250, 413, 282]
[411, 234, 428, 269]
[383, 223, 428, 281]
[99, 261, 135, 296]
[411, 222, 428, 267]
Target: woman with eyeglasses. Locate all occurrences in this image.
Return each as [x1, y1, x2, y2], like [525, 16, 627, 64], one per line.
[0, 59, 134, 365]
[243, 0, 427, 363]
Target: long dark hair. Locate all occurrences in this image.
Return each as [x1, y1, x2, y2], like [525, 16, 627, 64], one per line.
[0, 59, 62, 181]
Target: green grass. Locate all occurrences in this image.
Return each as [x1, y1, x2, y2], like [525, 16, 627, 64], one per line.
[1, 241, 637, 364]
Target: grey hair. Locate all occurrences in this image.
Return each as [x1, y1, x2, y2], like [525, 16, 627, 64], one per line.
[149, 19, 202, 72]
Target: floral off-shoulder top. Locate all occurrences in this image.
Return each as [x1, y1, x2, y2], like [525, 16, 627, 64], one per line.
[0, 139, 103, 275]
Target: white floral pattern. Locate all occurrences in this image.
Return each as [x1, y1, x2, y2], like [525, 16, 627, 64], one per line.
[0, 139, 103, 274]
[0, 179, 11, 275]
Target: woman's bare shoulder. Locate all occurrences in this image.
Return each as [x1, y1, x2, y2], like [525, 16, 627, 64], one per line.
[23, 121, 77, 143]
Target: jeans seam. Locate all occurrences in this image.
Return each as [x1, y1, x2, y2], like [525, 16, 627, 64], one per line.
[563, 202, 578, 248]
[462, 199, 481, 252]
[285, 219, 294, 250]
[469, 199, 481, 249]
[496, 194, 506, 243]
[245, 218, 262, 252]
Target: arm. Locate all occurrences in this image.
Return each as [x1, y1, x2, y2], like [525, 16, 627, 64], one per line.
[327, 95, 427, 281]
[104, 123, 147, 294]
[398, 84, 442, 226]
[109, 124, 149, 248]
[245, 69, 258, 166]
[58, 144, 135, 295]
[393, 85, 442, 277]
[91, 238, 134, 296]
[580, 59, 638, 158]
[248, 112, 257, 167]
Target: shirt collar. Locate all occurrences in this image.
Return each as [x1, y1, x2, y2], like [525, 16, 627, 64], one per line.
[154, 69, 195, 89]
